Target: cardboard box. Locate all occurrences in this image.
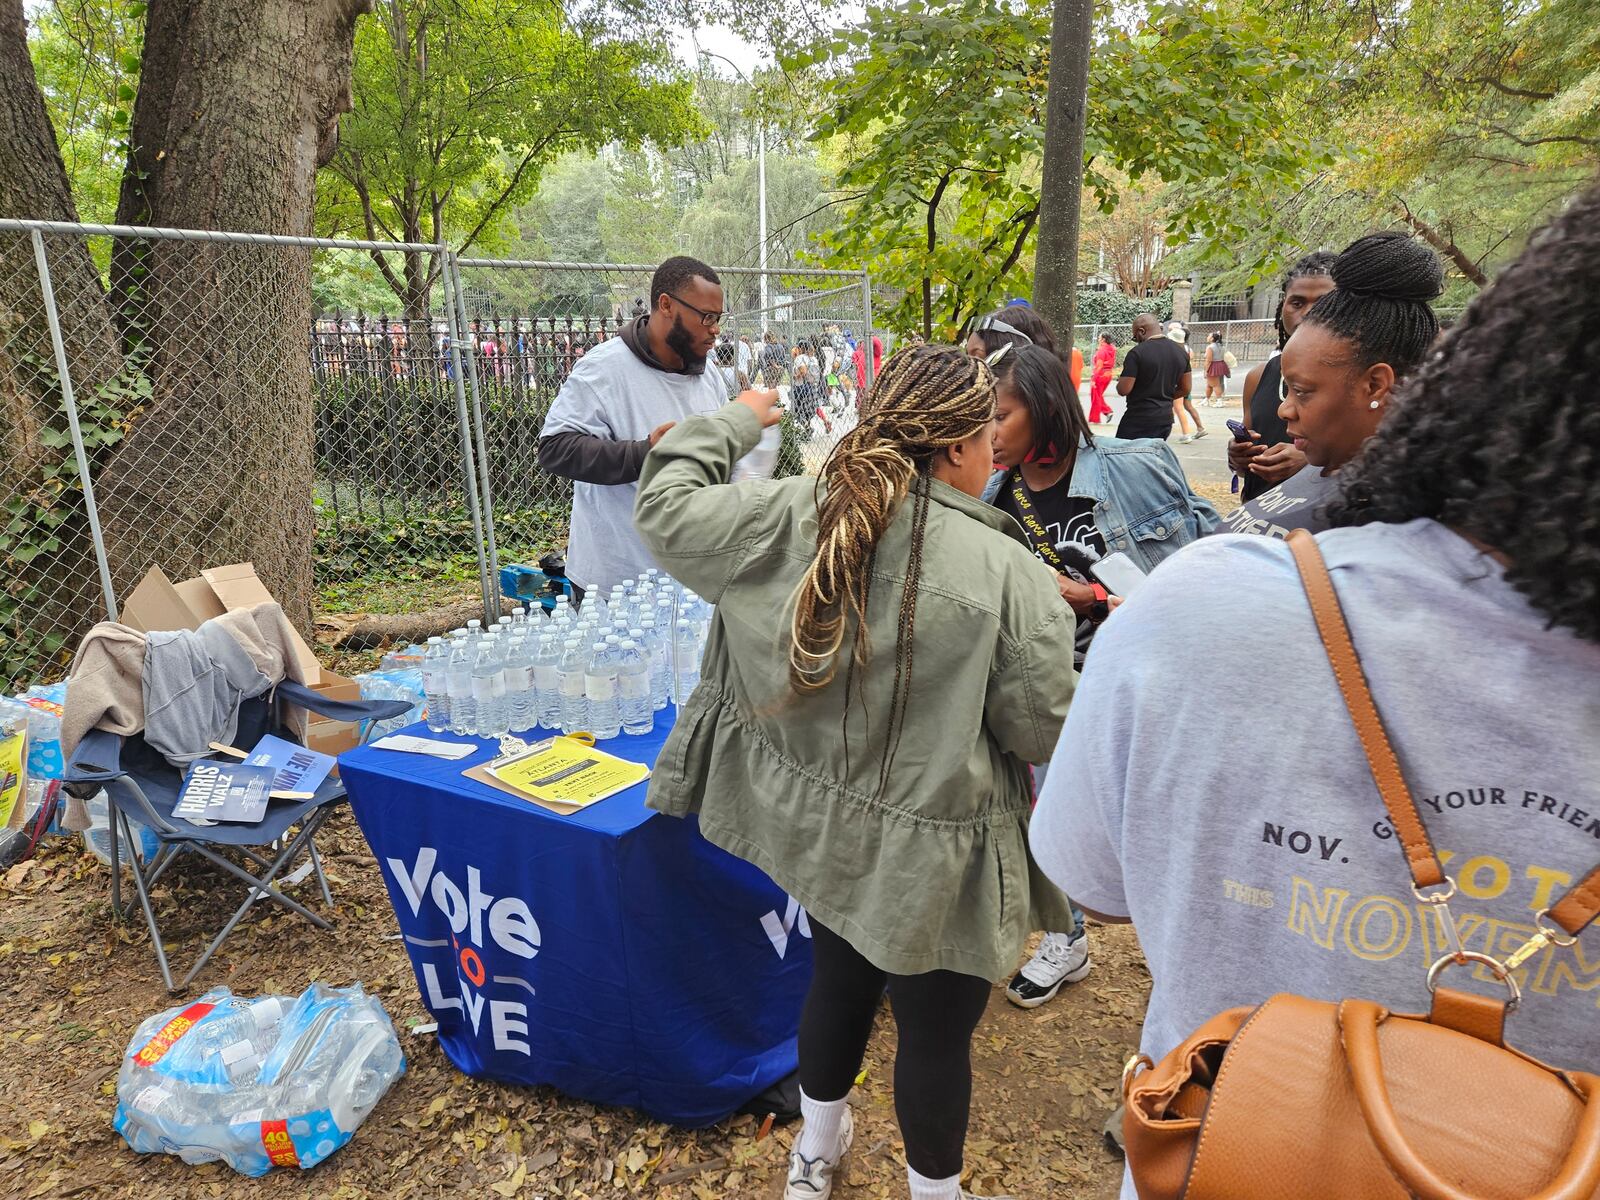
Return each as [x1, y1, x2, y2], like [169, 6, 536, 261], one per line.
[122, 563, 363, 756]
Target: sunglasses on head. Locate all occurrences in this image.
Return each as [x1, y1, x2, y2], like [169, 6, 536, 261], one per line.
[973, 315, 1034, 344]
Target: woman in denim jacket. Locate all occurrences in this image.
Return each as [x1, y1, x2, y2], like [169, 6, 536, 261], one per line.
[980, 343, 1217, 1011]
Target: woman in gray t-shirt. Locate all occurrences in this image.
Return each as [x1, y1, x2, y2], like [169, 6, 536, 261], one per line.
[1035, 199, 1600, 1197]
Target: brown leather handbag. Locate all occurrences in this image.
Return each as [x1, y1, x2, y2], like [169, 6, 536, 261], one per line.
[1122, 529, 1600, 1200]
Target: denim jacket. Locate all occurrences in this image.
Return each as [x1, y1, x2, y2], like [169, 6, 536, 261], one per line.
[981, 434, 1219, 574]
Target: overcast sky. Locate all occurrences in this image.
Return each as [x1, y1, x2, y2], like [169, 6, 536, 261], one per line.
[672, 23, 765, 77]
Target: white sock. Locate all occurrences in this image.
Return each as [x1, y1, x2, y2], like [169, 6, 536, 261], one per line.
[906, 1163, 962, 1200]
[794, 1088, 847, 1163]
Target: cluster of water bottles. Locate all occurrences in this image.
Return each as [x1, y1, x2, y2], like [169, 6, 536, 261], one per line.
[419, 569, 713, 742]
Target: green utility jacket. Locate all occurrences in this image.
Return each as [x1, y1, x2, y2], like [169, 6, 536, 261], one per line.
[635, 403, 1078, 980]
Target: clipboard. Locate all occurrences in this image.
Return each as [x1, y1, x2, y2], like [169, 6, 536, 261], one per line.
[462, 733, 650, 815]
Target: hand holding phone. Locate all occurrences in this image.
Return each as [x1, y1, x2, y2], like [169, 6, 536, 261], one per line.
[1226, 420, 1265, 479]
[1092, 551, 1147, 598]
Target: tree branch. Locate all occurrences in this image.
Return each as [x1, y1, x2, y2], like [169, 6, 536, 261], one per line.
[1467, 75, 1556, 102]
[1393, 199, 1488, 288]
[453, 129, 575, 255]
[1488, 124, 1599, 151]
[728, 191, 871, 268]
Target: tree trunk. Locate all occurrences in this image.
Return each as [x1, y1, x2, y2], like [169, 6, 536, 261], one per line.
[0, 0, 127, 687]
[1032, 0, 1094, 338]
[97, 0, 370, 637]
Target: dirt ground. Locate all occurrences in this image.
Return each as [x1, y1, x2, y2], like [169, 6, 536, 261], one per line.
[0, 809, 1147, 1199]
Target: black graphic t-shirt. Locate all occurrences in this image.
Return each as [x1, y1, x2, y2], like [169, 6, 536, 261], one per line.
[1241, 355, 1291, 503]
[1219, 464, 1341, 540]
[997, 470, 1106, 667]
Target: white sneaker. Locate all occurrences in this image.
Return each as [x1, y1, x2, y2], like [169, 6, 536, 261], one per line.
[785, 1106, 855, 1199]
[1005, 930, 1091, 1008]
[1178, 433, 1193, 443]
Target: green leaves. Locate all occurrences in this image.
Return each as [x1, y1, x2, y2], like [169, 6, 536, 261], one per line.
[806, 0, 1329, 335]
[320, 0, 699, 299]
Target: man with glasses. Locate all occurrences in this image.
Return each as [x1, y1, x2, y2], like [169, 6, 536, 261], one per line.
[538, 255, 731, 592]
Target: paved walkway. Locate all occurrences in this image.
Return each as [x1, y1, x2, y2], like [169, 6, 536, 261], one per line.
[1082, 388, 1241, 489]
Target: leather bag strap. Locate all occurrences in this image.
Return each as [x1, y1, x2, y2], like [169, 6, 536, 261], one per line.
[1549, 864, 1600, 938]
[1286, 529, 1446, 890]
[1286, 529, 1600, 936]
[1339, 999, 1600, 1200]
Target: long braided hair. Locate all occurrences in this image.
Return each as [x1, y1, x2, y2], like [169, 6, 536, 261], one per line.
[790, 344, 996, 789]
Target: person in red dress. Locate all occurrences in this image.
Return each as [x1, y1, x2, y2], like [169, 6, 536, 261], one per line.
[1087, 333, 1117, 425]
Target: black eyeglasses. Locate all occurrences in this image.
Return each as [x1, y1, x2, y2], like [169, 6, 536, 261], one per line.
[666, 293, 725, 328]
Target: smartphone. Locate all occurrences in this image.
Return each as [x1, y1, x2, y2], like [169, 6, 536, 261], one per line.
[1092, 551, 1147, 598]
[1226, 418, 1254, 442]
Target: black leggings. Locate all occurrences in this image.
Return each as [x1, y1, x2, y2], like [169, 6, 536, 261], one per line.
[798, 920, 992, 1179]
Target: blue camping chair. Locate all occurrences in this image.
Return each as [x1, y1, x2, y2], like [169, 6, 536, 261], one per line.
[64, 679, 412, 993]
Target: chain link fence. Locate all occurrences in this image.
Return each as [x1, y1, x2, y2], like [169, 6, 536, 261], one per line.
[0, 222, 873, 695]
[1, 226, 120, 692]
[309, 247, 491, 634]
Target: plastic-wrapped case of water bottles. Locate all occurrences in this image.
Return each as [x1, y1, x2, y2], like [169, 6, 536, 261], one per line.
[420, 568, 712, 742]
[354, 667, 426, 741]
[114, 982, 404, 1176]
[1, 682, 67, 836]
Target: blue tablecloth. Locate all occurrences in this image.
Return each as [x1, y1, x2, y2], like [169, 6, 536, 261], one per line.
[338, 714, 811, 1126]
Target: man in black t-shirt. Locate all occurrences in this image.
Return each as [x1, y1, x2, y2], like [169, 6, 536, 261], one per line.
[1115, 314, 1191, 441]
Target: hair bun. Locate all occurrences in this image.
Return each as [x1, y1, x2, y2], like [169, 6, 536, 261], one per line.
[1330, 231, 1444, 302]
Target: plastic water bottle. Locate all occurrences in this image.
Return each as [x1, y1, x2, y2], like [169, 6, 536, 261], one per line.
[639, 620, 670, 710]
[617, 640, 653, 736]
[531, 628, 562, 729]
[446, 633, 476, 735]
[558, 638, 589, 735]
[422, 637, 450, 732]
[628, 625, 650, 701]
[673, 618, 701, 703]
[733, 421, 782, 481]
[586, 593, 610, 628]
[503, 634, 536, 731]
[584, 641, 621, 740]
[195, 996, 285, 1086]
[472, 635, 509, 738]
[465, 618, 483, 647]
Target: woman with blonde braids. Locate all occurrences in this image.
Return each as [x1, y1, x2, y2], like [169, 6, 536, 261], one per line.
[635, 345, 1077, 1200]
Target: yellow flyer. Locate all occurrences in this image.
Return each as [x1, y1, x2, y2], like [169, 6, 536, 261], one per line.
[0, 728, 26, 828]
[483, 736, 650, 809]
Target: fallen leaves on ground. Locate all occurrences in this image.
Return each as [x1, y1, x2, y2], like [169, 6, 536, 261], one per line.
[0, 811, 1146, 1198]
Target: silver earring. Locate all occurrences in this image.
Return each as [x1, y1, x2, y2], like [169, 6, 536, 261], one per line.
[1369, 400, 1381, 410]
